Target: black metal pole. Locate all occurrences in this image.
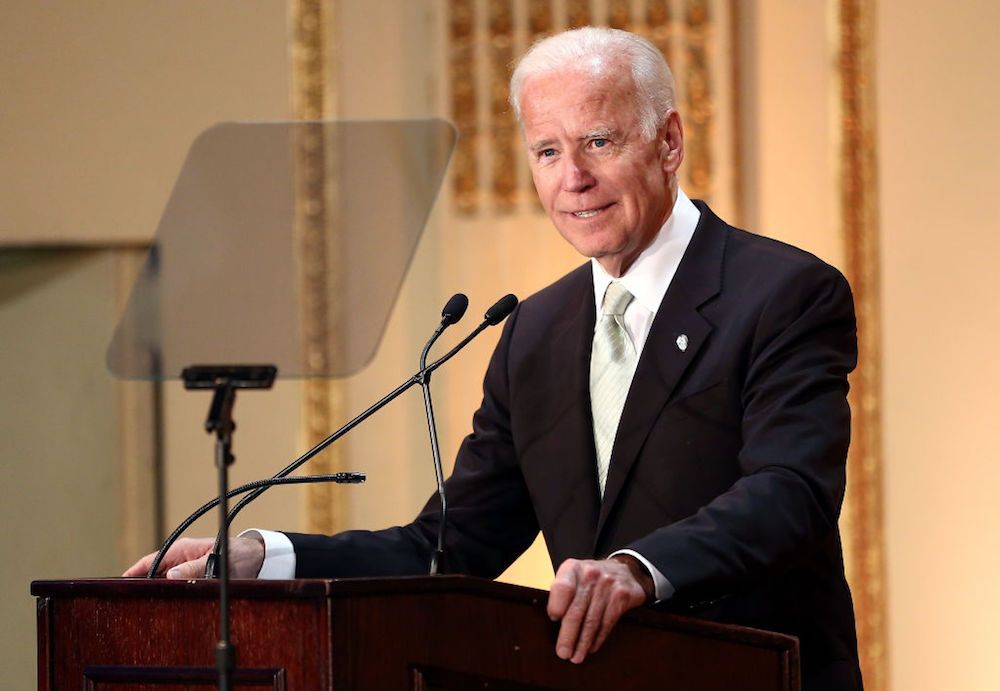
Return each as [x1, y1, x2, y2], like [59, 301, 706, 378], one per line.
[209, 385, 236, 691]
[181, 366, 277, 689]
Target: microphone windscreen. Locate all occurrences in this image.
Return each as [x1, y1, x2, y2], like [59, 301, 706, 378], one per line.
[441, 293, 469, 325]
[484, 294, 519, 325]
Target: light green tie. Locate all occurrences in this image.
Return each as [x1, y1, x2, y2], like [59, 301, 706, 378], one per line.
[590, 282, 636, 496]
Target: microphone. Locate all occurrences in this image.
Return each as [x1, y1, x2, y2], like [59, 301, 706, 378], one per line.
[421, 293, 518, 574]
[485, 293, 518, 325]
[198, 293, 496, 577]
[421, 294, 468, 372]
[441, 293, 469, 326]
[146, 293, 518, 581]
[419, 294, 471, 575]
[420, 294, 519, 377]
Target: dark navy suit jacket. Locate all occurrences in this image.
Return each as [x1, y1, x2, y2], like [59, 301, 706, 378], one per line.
[287, 202, 863, 689]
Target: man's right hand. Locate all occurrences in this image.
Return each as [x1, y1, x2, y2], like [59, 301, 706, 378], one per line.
[122, 535, 265, 579]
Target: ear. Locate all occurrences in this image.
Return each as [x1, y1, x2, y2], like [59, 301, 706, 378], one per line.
[660, 110, 684, 175]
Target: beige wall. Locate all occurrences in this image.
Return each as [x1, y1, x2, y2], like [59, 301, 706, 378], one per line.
[0, 0, 290, 244]
[0, 3, 292, 688]
[0, 249, 128, 687]
[743, 0, 844, 268]
[751, 1, 1000, 688]
[878, 2, 1000, 689]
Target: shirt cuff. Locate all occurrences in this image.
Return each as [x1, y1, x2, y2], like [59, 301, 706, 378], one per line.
[609, 548, 675, 602]
[239, 529, 296, 579]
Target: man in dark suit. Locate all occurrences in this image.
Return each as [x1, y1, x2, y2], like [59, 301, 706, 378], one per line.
[127, 26, 862, 690]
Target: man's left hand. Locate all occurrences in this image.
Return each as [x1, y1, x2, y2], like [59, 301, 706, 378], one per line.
[547, 555, 654, 663]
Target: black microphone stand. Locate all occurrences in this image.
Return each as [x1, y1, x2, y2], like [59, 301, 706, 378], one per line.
[197, 294, 517, 582]
[182, 364, 277, 691]
[418, 325, 449, 575]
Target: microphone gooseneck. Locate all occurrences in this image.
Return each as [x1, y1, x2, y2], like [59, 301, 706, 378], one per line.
[420, 293, 469, 372]
[207, 293, 501, 576]
[149, 293, 517, 580]
[424, 293, 518, 574]
[146, 473, 365, 578]
[419, 295, 469, 574]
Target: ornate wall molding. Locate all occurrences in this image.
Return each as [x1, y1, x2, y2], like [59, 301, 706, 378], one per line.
[449, 0, 479, 214]
[291, 0, 345, 535]
[838, 1, 888, 689]
[644, 1, 672, 61]
[566, 0, 592, 28]
[682, 0, 713, 200]
[608, 0, 633, 30]
[488, 0, 518, 212]
[446, 0, 725, 215]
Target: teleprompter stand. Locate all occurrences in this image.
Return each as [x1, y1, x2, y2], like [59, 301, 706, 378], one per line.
[100, 120, 459, 690]
[182, 364, 277, 691]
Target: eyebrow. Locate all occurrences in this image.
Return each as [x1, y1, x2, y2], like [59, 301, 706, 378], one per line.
[528, 138, 557, 153]
[584, 127, 615, 140]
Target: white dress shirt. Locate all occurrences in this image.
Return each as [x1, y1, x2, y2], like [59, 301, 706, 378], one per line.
[597, 189, 700, 600]
[249, 189, 701, 601]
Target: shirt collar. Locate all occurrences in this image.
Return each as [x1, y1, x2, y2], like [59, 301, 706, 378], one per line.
[591, 188, 701, 315]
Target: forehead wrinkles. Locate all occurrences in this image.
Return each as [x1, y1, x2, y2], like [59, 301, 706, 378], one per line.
[521, 70, 641, 143]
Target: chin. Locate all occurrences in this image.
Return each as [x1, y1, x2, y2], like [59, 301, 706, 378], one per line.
[556, 227, 618, 256]
[575, 236, 628, 261]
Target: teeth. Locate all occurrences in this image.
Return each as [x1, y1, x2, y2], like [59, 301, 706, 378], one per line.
[573, 209, 599, 218]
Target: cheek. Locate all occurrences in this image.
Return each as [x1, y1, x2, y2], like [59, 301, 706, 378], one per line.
[530, 169, 557, 207]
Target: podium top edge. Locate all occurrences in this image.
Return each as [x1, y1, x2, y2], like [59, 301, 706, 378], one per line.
[29, 575, 540, 602]
[31, 575, 797, 651]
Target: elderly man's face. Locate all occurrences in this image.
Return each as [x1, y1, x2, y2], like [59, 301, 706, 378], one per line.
[520, 68, 682, 277]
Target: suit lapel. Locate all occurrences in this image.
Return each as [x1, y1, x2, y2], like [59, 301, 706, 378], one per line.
[536, 267, 603, 556]
[595, 204, 727, 545]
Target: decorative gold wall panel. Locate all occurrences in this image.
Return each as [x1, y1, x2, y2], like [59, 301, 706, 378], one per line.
[450, 0, 479, 214]
[566, 0, 592, 28]
[446, 0, 725, 215]
[838, 2, 887, 689]
[527, 0, 554, 41]
[645, 0, 672, 57]
[682, 0, 712, 199]
[608, 0, 633, 31]
[488, 0, 518, 212]
[291, 0, 345, 535]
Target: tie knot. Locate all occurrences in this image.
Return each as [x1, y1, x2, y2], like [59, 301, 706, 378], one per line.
[602, 282, 633, 317]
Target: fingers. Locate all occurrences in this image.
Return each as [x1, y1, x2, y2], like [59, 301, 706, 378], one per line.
[548, 558, 649, 664]
[589, 589, 629, 653]
[122, 551, 157, 577]
[567, 573, 609, 663]
[121, 537, 216, 578]
[553, 566, 589, 661]
[166, 553, 210, 580]
[547, 559, 580, 621]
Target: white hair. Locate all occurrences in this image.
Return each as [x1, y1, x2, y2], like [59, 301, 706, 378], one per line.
[509, 27, 676, 141]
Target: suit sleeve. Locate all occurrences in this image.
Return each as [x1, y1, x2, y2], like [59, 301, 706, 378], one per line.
[286, 306, 540, 579]
[626, 261, 857, 601]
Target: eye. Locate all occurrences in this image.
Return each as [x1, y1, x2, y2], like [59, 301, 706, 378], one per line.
[540, 148, 557, 158]
[592, 138, 608, 148]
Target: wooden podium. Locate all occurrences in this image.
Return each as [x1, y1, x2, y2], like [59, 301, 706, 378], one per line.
[32, 576, 799, 690]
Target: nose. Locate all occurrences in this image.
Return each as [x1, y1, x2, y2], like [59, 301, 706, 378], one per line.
[560, 151, 596, 193]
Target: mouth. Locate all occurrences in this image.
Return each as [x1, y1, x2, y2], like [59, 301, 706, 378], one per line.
[567, 203, 614, 219]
